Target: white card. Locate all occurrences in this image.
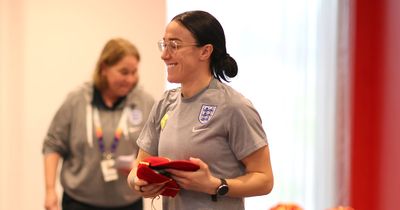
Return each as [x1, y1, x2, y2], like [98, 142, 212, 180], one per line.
[100, 159, 118, 182]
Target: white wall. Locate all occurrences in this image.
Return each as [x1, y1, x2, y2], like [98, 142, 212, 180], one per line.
[0, 0, 166, 209]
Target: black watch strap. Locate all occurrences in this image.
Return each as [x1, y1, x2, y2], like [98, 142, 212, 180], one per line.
[211, 178, 228, 202]
[211, 194, 218, 202]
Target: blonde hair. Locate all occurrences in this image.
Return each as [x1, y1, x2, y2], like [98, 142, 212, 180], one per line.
[92, 38, 140, 91]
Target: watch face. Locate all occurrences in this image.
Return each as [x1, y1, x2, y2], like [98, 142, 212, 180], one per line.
[217, 184, 229, 196]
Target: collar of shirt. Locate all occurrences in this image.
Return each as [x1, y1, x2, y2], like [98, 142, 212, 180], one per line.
[92, 86, 126, 110]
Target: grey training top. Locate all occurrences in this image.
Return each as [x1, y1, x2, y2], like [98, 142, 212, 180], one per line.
[137, 78, 268, 210]
[42, 82, 154, 207]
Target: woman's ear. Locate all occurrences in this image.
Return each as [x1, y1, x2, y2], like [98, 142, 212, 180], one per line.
[199, 44, 213, 61]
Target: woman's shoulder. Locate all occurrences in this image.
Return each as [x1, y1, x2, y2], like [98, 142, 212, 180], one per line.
[214, 80, 252, 108]
[164, 87, 181, 98]
[55, 82, 91, 111]
[64, 82, 90, 101]
[214, 82, 261, 123]
[150, 87, 181, 113]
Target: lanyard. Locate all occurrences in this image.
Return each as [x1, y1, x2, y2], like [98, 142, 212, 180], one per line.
[93, 106, 129, 159]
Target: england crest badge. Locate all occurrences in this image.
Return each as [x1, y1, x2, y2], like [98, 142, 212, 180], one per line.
[198, 104, 217, 124]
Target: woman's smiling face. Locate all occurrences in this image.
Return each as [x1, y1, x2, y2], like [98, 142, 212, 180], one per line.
[161, 20, 201, 84]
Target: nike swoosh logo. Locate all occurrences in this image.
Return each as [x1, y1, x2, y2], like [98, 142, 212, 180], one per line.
[192, 127, 209, 133]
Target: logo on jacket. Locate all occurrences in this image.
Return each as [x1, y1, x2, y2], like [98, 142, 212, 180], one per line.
[198, 104, 217, 124]
[129, 108, 143, 125]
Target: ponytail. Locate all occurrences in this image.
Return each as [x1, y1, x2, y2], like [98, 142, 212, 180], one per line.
[212, 53, 238, 82]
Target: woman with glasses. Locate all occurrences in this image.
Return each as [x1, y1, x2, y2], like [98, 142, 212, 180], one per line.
[43, 38, 154, 210]
[128, 10, 273, 210]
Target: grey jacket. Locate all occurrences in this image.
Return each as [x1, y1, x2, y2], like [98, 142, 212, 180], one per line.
[42, 82, 154, 207]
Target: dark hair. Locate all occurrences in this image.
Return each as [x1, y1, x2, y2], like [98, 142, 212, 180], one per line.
[172, 10, 238, 82]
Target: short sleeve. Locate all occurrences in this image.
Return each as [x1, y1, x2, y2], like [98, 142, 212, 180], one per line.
[226, 99, 268, 160]
[136, 100, 162, 156]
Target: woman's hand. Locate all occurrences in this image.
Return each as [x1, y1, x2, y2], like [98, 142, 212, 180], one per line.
[127, 149, 168, 198]
[167, 157, 220, 195]
[127, 169, 167, 198]
[44, 189, 59, 210]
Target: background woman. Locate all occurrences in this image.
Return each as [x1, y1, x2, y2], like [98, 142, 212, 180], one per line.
[43, 38, 154, 210]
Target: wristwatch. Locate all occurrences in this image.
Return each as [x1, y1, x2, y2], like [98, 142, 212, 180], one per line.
[211, 178, 229, 201]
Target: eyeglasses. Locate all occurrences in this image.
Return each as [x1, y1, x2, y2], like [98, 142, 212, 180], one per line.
[157, 40, 198, 54]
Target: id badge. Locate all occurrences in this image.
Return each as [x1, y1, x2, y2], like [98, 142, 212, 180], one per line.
[100, 159, 119, 182]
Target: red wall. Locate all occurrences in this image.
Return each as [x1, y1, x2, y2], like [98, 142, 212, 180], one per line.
[350, 0, 400, 209]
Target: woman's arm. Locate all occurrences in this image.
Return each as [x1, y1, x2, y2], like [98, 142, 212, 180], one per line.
[168, 145, 273, 197]
[44, 153, 61, 210]
[224, 145, 273, 197]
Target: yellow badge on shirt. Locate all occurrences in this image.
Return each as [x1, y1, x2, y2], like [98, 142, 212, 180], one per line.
[160, 113, 169, 130]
